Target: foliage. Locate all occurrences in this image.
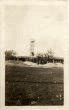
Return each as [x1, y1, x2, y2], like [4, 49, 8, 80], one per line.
[5, 50, 16, 60]
[46, 48, 55, 58]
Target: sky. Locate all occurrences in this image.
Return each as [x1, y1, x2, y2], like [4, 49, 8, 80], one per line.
[5, 1, 66, 57]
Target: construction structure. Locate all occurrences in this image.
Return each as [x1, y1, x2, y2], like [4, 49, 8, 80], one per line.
[30, 39, 35, 56]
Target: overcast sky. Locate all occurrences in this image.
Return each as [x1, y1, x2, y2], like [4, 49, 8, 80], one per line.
[5, 2, 66, 57]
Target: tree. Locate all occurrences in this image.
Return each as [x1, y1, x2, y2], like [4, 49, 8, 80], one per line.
[47, 48, 55, 58]
[5, 50, 16, 60]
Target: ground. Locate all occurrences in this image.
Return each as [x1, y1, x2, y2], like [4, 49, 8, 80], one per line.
[5, 61, 64, 106]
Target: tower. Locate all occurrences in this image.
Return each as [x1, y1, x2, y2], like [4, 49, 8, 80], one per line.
[30, 39, 35, 56]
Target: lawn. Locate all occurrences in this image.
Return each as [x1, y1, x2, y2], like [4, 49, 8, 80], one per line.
[5, 62, 64, 106]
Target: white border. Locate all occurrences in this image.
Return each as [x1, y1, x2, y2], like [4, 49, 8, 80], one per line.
[0, 0, 69, 110]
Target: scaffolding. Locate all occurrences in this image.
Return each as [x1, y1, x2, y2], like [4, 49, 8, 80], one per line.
[30, 39, 35, 56]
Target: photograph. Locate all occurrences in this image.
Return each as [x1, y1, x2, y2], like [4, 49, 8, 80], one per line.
[5, 1, 65, 106]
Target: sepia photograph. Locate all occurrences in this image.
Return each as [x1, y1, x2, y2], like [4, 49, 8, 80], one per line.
[4, 1, 66, 106]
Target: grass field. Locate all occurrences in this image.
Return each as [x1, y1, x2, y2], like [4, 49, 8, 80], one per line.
[5, 61, 64, 106]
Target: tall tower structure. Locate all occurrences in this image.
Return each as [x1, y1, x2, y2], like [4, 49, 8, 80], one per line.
[30, 39, 35, 56]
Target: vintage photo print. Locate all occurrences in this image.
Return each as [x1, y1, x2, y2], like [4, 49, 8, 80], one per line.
[1, 0, 69, 110]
